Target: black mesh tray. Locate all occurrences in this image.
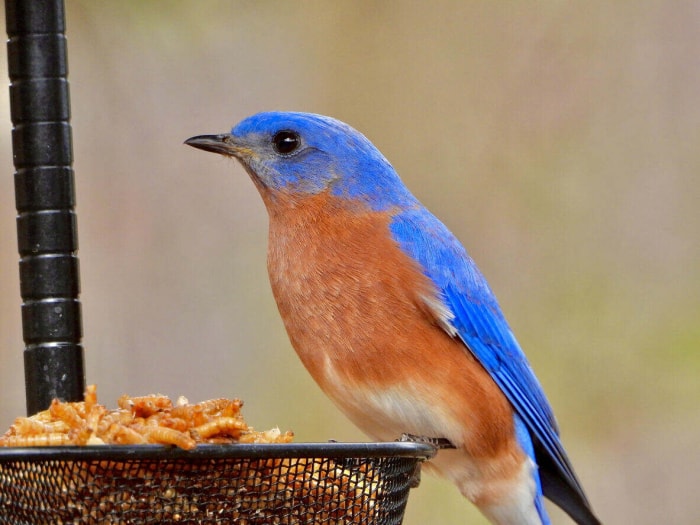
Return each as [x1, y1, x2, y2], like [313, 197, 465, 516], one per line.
[0, 441, 435, 524]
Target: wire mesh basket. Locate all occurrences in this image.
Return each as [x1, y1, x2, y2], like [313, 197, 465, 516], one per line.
[0, 442, 434, 524]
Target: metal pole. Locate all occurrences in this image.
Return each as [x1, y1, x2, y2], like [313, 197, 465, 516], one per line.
[5, 0, 85, 415]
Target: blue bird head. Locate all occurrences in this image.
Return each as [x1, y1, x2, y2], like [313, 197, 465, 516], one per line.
[185, 112, 417, 211]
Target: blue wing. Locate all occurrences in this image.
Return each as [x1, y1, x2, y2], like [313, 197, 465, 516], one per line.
[389, 207, 591, 510]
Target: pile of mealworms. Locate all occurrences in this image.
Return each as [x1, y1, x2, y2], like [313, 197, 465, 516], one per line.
[0, 386, 382, 523]
[0, 384, 293, 448]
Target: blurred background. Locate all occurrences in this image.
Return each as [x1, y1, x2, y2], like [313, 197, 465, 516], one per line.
[1, 2, 698, 523]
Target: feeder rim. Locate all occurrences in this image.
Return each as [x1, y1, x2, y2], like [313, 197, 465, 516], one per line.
[0, 441, 437, 461]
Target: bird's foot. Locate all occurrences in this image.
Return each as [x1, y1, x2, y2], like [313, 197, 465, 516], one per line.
[397, 434, 454, 488]
[398, 433, 456, 449]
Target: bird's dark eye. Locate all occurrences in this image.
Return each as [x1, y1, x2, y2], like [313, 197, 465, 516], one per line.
[272, 130, 301, 155]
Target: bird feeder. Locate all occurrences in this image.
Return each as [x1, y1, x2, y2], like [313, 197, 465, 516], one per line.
[0, 1, 434, 523]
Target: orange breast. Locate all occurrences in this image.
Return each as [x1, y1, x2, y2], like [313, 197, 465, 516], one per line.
[264, 190, 519, 462]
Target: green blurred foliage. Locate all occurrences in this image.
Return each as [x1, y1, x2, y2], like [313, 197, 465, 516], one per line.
[1, 2, 698, 523]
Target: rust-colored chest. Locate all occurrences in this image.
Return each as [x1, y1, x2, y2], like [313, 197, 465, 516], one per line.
[265, 192, 435, 383]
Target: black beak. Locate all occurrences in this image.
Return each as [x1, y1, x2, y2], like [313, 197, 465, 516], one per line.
[184, 134, 234, 156]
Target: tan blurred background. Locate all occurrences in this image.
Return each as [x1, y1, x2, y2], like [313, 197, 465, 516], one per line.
[1, 2, 699, 523]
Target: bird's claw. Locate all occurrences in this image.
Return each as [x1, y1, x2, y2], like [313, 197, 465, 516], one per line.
[398, 433, 456, 449]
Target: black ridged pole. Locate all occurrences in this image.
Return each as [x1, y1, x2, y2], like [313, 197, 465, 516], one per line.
[5, 0, 85, 415]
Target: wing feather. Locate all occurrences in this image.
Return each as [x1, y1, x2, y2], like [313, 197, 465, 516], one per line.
[390, 208, 591, 508]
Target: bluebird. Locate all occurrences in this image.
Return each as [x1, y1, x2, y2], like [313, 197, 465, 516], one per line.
[186, 112, 601, 525]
